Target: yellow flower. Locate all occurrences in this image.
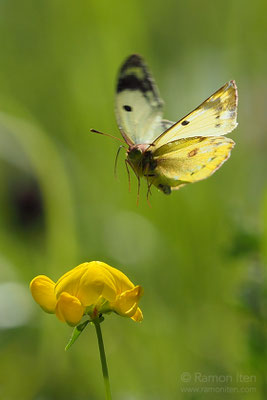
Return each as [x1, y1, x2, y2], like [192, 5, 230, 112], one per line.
[30, 261, 143, 326]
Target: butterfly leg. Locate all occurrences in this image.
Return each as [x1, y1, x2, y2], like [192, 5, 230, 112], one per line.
[147, 175, 157, 206]
[146, 180, 154, 207]
[126, 159, 141, 205]
[136, 176, 141, 206]
[114, 145, 124, 179]
[125, 159, 131, 192]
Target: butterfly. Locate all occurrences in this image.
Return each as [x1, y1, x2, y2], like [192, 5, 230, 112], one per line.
[92, 54, 238, 198]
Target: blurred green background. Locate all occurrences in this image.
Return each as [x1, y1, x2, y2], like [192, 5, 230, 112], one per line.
[0, 1, 266, 399]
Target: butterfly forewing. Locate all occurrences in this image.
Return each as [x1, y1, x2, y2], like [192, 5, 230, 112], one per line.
[152, 81, 238, 149]
[115, 54, 163, 145]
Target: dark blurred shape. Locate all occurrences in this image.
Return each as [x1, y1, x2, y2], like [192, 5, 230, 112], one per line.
[227, 226, 261, 259]
[248, 323, 266, 358]
[238, 264, 266, 318]
[238, 263, 267, 396]
[7, 173, 44, 230]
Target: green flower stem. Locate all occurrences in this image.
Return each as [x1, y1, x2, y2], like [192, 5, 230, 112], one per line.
[93, 318, 112, 400]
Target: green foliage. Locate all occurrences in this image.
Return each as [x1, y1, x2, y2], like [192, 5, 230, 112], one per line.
[65, 320, 91, 351]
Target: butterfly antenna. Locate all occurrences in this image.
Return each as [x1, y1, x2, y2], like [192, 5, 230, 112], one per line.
[114, 145, 124, 179]
[90, 129, 126, 145]
[125, 160, 131, 192]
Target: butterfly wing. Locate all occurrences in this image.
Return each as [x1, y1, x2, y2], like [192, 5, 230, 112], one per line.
[152, 81, 238, 149]
[149, 136, 235, 193]
[115, 54, 163, 145]
[152, 119, 175, 138]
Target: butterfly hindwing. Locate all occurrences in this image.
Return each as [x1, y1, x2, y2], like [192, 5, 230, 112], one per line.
[148, 136, 235, 192]
[152, 81, 238, 149]
[115, 54, 163, 145]
[152, 119, 175, 138]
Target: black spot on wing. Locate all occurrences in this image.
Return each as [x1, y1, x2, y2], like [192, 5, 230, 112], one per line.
[181, 120, 190, 126]
[215, 123, 221, 128]
[123, 105, 132, 112]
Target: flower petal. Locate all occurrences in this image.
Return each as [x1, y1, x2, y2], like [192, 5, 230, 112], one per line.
[55, 292, 84, 326]
[55, 262, 120, 306]
[99, 262, 135, 293]
[131, 307, 143, 322]
[78, 262, 118, 304]
[30, 275, 57, 313]
[112, 285, 143, 318]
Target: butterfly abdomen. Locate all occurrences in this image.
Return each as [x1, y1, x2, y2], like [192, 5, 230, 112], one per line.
[141, 152, 173, 195]
[142, 151, 157, 171]
[157, 184, 172, 195]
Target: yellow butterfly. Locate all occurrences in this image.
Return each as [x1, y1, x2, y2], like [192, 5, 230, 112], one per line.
[92, 54, 238, 196]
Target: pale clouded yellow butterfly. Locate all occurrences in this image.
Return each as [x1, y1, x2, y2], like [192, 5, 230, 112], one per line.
[92, 54, 238, 197]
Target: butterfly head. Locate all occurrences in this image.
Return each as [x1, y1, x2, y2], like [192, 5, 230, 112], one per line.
[127, 144, 149, 163]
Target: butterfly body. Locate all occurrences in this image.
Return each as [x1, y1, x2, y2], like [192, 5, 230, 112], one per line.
[126, 144, 151, 175]
[126, 145, 171, 194]
[93, 54, 238, 196]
